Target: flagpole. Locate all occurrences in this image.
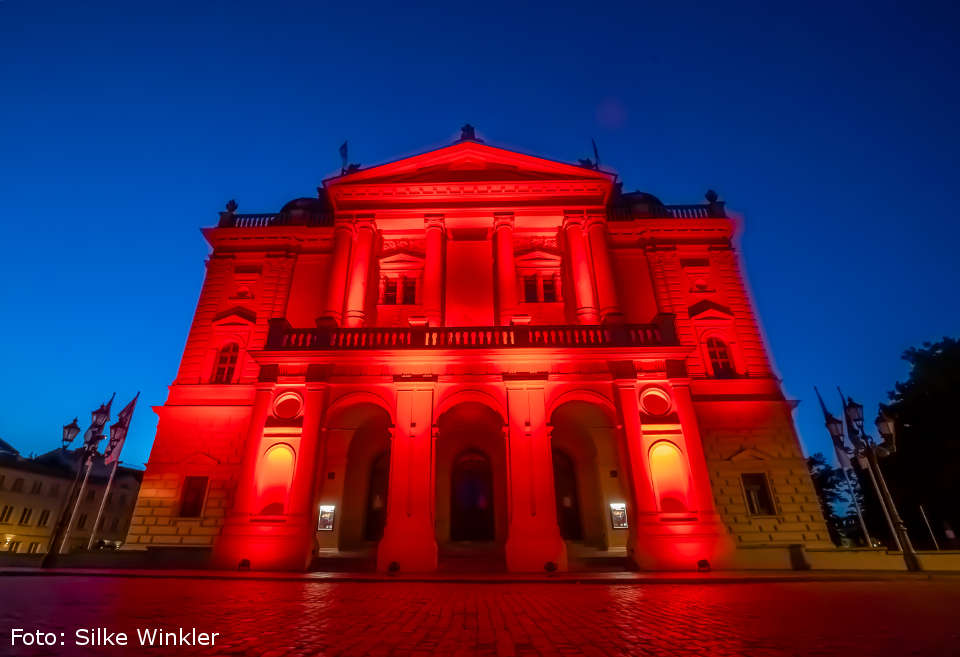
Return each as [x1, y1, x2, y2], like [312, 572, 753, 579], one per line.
[87, 459, 119, 550]
[60, 457, 94, 554]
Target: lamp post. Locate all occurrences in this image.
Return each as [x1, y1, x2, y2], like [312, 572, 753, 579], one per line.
[842, 395, 921, 572]
[42, 396, 114, 568]
[821, 407, 871, 547]
[42, 427, 101, 568]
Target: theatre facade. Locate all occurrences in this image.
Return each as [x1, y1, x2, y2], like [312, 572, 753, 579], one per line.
[126, 131, 832, 571]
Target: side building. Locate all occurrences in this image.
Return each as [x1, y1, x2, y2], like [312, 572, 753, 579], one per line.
[0, 439, 142, 556]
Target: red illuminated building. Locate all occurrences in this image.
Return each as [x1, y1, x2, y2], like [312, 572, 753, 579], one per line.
[127, 129, 832, 571]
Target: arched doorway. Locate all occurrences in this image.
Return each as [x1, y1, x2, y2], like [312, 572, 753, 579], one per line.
[435, 401, 507, 569]
[314, 401, 392, 569]
[552, 448, 583, 540]
[450, 451, 495, 541]
[550, 398, 630, 570]
[364, 450, 390, 541]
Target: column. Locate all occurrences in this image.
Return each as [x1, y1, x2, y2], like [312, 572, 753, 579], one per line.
[504, 383, 567, 572]
[343, 217, 376, 328]
[613, 380, 657, 565]
[423, 214, 445, 326]
[562, 212, 599, 324]
[212, 382, 276, 569]
[287, 384, 326, 520]
[670, 383, 735, 568]
[322, 219, 354, 324]
[494, 212, 517, 325]
[586, 214, 622, 323]
[376, 386, 438, 572]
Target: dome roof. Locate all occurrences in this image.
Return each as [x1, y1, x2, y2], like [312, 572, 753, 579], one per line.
[276, 194, 332, 226]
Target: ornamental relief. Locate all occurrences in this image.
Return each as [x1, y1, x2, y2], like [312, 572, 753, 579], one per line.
[515, 236, 560, 254]
[380, 239, 426, 256]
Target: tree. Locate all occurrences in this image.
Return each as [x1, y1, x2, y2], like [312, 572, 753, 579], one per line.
[807, 453, 848, 545]
[884, 337, 960, 549]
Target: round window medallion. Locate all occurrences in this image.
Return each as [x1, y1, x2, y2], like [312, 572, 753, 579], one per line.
[273, 391, 303, 420]
[639, 387, 672, 416]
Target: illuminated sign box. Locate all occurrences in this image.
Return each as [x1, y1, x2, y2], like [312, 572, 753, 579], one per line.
[609, 502, 628, 529]
[318, 505, 335, 531]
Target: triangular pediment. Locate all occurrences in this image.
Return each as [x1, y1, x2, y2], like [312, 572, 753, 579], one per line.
[213, 306, 256, 326]
[515, 249, 562, 268]
[379, 251, 425, 268]
[324, 140, 616, 211]
[726, 446, 775, 462]
[688, 299, 733, 320]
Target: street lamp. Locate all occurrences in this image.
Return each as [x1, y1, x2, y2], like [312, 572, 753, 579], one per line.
[62, 418, 80, 450]
[840, 392, 921, 571]
[875, 407, 896, 453]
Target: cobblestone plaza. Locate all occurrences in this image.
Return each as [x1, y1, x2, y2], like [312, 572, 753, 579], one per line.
[4, 576, 959, 656]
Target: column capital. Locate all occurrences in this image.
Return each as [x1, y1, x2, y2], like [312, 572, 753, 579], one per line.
[424, 213, 445, 231]
[584, 212, 608, 229]
[354, 214, 377, 232]
[562, 210, 587, 229]
[493, 211, 515, 230]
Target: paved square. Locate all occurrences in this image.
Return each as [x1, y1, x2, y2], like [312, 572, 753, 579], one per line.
[2, 576, 959, 656]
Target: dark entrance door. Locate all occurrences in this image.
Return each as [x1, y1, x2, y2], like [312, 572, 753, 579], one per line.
[364, 450, 390, 541]
[552, 448, 583, 540]
[450, 451, 495, 541]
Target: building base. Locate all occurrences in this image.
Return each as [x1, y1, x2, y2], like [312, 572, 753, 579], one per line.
[505, 530, 568, 572]
[212, 518, 314, 571]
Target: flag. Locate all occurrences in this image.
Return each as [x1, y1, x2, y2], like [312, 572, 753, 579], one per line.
[105, 392, 138, 465]
[814, 386, 852, 470]
[339, 141, 348, 171]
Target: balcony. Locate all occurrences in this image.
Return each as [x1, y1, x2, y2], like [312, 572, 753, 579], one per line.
[266, 316, 677, 350]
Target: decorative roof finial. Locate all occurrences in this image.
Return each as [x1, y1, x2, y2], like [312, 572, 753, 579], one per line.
[225, 199, 238, 214]
[459, 124, 477, 141]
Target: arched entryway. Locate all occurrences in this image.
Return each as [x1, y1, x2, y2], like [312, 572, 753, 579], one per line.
[363, 449, 390, 541]
[313, 401, 392, 570]
[436, 401, 507, 569]
[550, 399, 630, 570]
[450, 451, 495, 541]
[552, 448, 583, 540]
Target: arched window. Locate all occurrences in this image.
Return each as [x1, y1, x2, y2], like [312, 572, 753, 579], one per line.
[257, 444, 295, 515]
[706, 337, 735, 378]
[211, 343, 239, 383]
[648, 441, 692, 513]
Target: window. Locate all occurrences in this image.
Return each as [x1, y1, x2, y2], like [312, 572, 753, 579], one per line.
[12, 478, 24, 492]
[30, 481, 42, 494]
[521, 273, 561, 303]
[212, 343, 239, 384]
[380, 276, 417, 305]
[77, 513, 87, 529]
[0, 475, 5, 489]
[8, 541, 20, 553]
[742, 473, 776, 516]
[0, 505, 12, 523]
[18, 508, 32, 525]
[382, 278, 398, 305]
[27, 542, 40, 554]
[86, 489, 96, 502]
[542, 277, 557, 303]
[110, 517, 120, 531]
[706, 337, 735, 378]
[49, 483, 60, 497]
[37, 510, 49, 527]
[179, 476, 209, 518]
[523, 275, 538, 303]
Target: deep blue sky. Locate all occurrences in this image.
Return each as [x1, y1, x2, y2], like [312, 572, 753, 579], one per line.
[2, 1, 958, 469]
